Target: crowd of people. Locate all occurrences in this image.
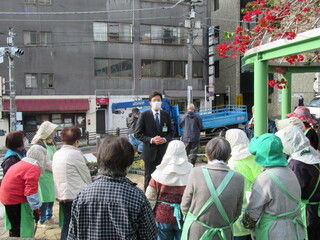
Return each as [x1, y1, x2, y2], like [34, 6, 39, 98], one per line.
[0, 92, 320, 240]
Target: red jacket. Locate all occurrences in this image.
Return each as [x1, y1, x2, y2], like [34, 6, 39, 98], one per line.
[0, 161, 40, 205]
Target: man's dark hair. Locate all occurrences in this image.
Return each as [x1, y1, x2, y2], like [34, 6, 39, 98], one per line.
[149, 91, 163, 101]
[61, 126, 81, 145]
[97, 136, 135, 177]
[6, 131, 25, 150]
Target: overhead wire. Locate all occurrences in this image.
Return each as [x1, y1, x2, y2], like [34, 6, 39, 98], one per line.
[0, 0, 186, 15]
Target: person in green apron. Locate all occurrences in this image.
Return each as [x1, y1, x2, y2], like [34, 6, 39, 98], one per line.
[276, 125, 320, 240]
[225, 129, 262, 240]
[286, 106, 318, 149]
[1, 131, 27, 176]
[31, 121, 58, 227]
[181, 137, 244, 240]
[242, 133, 305, 240]
[0, 145, 49, 238]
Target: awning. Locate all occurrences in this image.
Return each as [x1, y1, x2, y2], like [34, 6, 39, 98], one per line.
[164, 90, 208, 98]
[3, 99, 89, 112]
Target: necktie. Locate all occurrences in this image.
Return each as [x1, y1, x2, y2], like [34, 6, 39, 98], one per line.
[155, 113, 160, 132]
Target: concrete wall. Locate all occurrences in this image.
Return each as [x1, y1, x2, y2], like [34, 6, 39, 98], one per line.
[210, 0, 241, 104]
[0, 0, 208, 97]
[268, 73, 316, 119]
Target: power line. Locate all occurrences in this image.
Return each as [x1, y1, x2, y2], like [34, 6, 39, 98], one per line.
[0, 0, 185, 15]
[0, 13, 188, 22]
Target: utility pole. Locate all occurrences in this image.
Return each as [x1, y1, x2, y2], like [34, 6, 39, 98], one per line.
[186, 2, 195, 82]
[8, 28, 16, 132]
[0, 28, 24, 132]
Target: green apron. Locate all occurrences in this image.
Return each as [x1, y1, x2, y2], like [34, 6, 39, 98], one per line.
[255, 170, 305, 240]
[4, 202, 35, 237]
[38, 141, 56, 202]
[181, 168, 234, 240]
[157, 200, 182, 229]
[300, 165, 320, 240]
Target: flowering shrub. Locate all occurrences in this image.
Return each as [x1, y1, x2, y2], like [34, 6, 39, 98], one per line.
[217, 0, 320, 65]
[268, 67, 289, 89]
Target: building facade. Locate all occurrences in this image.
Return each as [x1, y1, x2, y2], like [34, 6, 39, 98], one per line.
[0, 0, 210, 144]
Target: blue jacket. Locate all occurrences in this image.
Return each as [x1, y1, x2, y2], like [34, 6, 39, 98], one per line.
[179, 111, 203, 142]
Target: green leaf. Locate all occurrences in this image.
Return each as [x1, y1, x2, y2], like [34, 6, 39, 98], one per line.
[223, 32, 235, 39]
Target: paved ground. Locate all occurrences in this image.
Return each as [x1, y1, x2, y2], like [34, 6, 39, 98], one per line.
[0, 173, 144, 239]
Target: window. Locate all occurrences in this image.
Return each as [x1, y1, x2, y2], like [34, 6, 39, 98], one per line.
[24, 31, 52, 46]
[110, 59, 133, 77]
[214, 61, 220, 78]
[141, 25, 187, 45]
[143, 0, 180, 2]
[140, 25, 151, 44]
[163, 27, 174, 44]
[39, 32, 52, 46]
[38, 0, 51, 5]
[151, 26, 162, 44]
[24, 0, 51, 4]
[24, 0, 36, 3]
[25, 74, 38, 88]
[214, 0, 219, 11]
[141, 60, 202, 78]
[41, 73, 54, 88]
[95, 59, 108, 76]
[192, 61, 203, 78]
[93, 22, 108, 41]
[24, 31, 37, 45]
[93, 22, 132, 43]
[213, 26, 219, 45]
[94, 59, 133, 78]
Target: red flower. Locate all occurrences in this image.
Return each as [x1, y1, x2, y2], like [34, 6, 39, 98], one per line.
[232, 53, 237, 59]
[252, 8, 262, 15]
[254, 25, 262, 33]
[275, 68, 284, 74]
[217, 42, 233, 58]
[235, 26, 243, 34]
[265, 10, 276, 21]
[284, 32, 296, 40]
[243, 11, 252, 22]
[302, 7, 310, 12]
[297, 55, 305, 62]
[268, 80, 276, 87]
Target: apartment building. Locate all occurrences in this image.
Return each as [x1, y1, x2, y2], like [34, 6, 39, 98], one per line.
[0, 0, 210, 140]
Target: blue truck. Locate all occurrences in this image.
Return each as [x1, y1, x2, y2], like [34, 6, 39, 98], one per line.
[112, 100, 248, 136]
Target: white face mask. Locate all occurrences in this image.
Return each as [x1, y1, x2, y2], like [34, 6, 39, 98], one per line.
[151, 101, 162, 111]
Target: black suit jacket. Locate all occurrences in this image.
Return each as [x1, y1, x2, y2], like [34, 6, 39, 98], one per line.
[134, 110, 173, 162]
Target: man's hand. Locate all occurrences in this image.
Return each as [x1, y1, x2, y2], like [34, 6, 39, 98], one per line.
[152, 136, 166, 145]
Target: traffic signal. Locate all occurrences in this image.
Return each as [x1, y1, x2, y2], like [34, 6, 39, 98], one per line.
[9, 47, 24, 57]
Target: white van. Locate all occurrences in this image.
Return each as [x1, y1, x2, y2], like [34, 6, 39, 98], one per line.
[307, 96, 320, 119]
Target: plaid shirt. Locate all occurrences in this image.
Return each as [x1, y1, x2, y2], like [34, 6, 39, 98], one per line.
[67, 175, 157, 240]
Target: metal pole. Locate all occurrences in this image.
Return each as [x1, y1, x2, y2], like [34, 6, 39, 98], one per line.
[204, 85, 208, 109]
[7, 28, 17, 132]
[281, 72, 292, 119]
[8, 55, 16, 132]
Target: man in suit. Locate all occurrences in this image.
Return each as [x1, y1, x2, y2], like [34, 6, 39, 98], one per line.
[135, 91, 173, 191]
